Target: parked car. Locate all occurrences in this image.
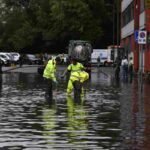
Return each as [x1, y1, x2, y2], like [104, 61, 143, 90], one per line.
[6, 53, 15, 63]
[10, 52, 20, 63]
[0, 56, 10, 66]
[24, 54, 42, 65]
[0, 53, 11, 65]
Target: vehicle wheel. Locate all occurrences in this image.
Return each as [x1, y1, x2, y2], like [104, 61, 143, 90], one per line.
[6, 63, 10, 67]
[104, 62, 106, 67]
[1, 61, 4, 66]
[104, 62, 108, 67]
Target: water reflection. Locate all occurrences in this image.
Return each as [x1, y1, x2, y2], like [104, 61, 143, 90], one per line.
[0, 74, 2, 97]
[42, 98, 57, 145]
[66, 96, 88, 144]
[0, 70, 150, 149]
[142, 81, 150, 150]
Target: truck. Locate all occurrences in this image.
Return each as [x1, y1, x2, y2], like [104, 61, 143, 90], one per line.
[91, 49, 113, 66]
[37, 40, 93, 75]
[68, 40, 93, 76]
[107, 45, 125, 62]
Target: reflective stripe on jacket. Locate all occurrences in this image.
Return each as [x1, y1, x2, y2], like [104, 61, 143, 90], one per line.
[69, 71, 89, 83]
[67, 71, 89, 94]
[67, 62, 84, 73]
[43, 59, 56, 81]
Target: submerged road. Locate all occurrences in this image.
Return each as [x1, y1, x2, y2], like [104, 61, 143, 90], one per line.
[2, 65, 41, 73]
[0, 65, 150, 149]
[2, 64, 115, 76]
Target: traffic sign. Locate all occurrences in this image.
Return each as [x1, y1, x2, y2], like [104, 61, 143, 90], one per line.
[134, 30, 139, 42]
[138, 31, 147, 44]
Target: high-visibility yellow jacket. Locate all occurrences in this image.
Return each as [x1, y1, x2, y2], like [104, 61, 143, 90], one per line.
[67, 71, 89, 94]
[67, 62, 84, 73]
[43, 59, 56, 82]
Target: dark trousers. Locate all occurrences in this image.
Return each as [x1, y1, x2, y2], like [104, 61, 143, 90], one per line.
[44, 78, 53, 99]
[128, 65, 133, 82]
[115, 66, 120, 80]
[73, 81, 82, 101]
[122, 65, 128, 80]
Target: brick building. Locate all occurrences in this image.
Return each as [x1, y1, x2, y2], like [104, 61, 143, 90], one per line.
[121, 0, 150, 73]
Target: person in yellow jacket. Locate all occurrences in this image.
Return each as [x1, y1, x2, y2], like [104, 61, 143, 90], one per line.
[43, 57, 58, 99]
[61, 58, 87, 96]
[61, 58, 85, 78]
[67, 70, 89, 97]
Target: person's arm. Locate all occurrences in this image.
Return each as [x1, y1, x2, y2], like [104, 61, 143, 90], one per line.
[61, 64, 71, 78]
[80, 63, 85, 71]
[61, 68, 68, 78]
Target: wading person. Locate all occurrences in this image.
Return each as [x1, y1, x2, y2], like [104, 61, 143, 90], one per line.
[97, 56, 101, 67]
[43, 57, 58, 100]
[61, 57, 85, 81]
[19, 54, 23, 67]
[114, 57, 121, 80]
[121, 56, 128, 81]
[128, 57, 133, 83]
[67, 70, 89, 99]
[61, 58, 86, 98]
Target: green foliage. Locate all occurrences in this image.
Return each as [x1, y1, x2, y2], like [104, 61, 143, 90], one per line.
[0, 0, 112, 52]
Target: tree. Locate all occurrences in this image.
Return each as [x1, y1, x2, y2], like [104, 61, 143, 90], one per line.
[0, 0, 113, 52]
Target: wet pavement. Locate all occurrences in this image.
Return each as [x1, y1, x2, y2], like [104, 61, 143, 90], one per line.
[0, 65, 150, 149]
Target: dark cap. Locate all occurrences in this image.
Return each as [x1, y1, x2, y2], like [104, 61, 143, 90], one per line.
[72, 57, 77, 61]
[48, 56, 52, 60]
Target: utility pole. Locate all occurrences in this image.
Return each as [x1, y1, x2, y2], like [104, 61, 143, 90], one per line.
[113, 2, 115, 47]
[105, 3, 115, 47]
[116, 0, 121, 47]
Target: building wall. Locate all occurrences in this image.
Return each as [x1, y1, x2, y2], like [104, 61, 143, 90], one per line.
[121, 0, 150, 73]
[121, 0, 133, 12]
[145, 8, 150, 72]
[121, 20, 134, 39]
[139, 11, 145, 29]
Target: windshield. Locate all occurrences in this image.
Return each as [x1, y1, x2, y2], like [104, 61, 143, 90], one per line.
[27, 55, 36, 58]
[0, 55, 7, 59]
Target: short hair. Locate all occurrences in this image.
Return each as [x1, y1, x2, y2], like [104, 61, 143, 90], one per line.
[72, 57, 77, 61]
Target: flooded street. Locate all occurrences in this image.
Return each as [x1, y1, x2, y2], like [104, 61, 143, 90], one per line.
[0, 66, 150, 150]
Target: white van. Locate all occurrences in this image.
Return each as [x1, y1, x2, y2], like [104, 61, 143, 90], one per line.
[91, 49, 113, 66]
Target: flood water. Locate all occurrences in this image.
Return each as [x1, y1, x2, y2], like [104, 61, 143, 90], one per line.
[0, 67, 150, 150]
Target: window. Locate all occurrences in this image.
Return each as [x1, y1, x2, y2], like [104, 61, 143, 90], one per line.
[140, 0, 145, 12]
[121, 2, 134, 27]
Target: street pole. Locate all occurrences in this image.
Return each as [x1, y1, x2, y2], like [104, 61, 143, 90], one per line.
[105, 3, 115, 47]
[140, 44, 143, 92]
[138, 30, 147, 92]
[113, 2, 115, 48]
[116, 0, 120, 47]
